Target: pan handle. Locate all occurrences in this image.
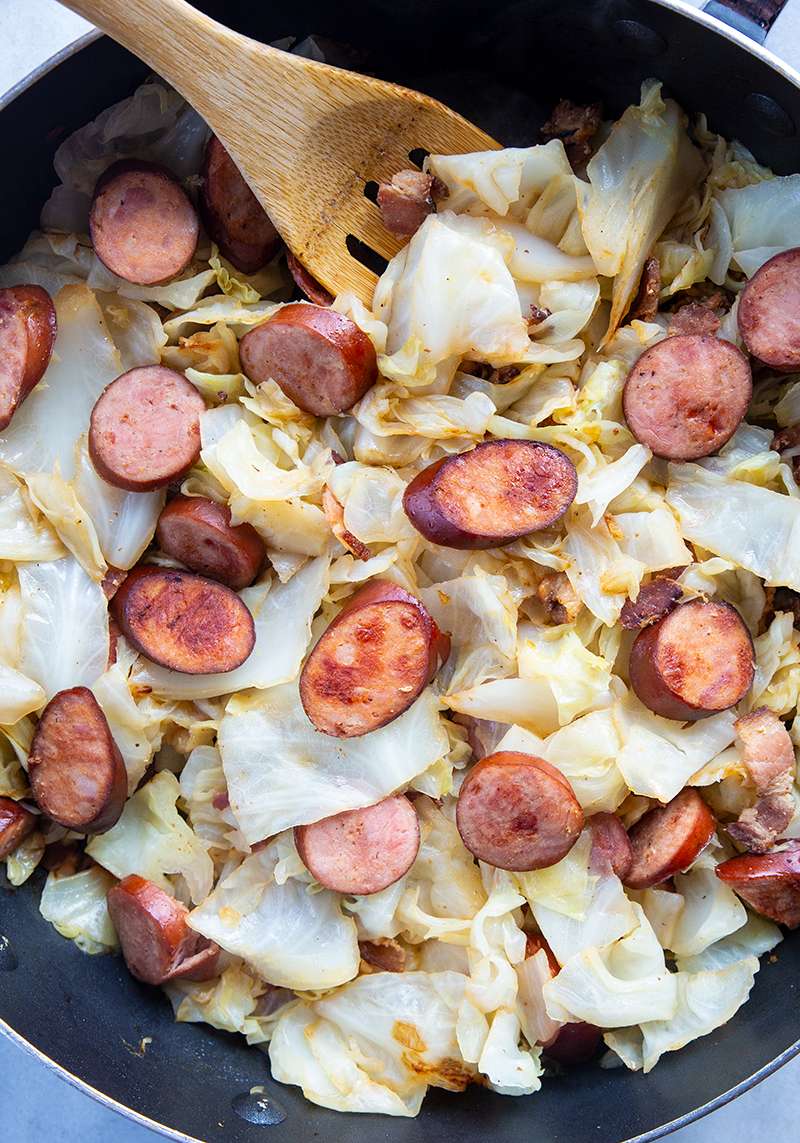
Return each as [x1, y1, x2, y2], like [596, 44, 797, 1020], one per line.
[703, 0, 790, 43]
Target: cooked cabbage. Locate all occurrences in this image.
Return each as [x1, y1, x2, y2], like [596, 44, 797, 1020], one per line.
[39, 867, 119, 954]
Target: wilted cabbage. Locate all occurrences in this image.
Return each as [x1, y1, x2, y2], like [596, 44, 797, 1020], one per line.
[39, 867, 119, 954]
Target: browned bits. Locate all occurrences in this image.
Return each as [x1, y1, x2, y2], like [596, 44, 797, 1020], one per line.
[200, 136, 280, 274]
[623, 789, 715, 889]
[89, 366, 206, 492]
[403, 439, 577, 550]
[89, 160, 199, 285]
[629, 599, 754, 721]
[377, 170, 438, 237]
[295, 795, 420, 895]
[0, 284, 57, 431]
[28, 687, 127, 834]
[620, 577, 682, 630]
[111, 567, 255, 675]
[299, 579, 450, 737]
[155, 496, 266, 589]
[456, 751, 584, 871]
[623, 334, 752, 460]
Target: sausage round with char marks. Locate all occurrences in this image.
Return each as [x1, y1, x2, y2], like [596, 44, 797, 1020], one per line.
[112, 566, 255, 675]
[90, 160, 199, 285]
[28, 687, 127, 834]
[588, 812, 633, 880]
[716, 842, 800, 928]
[623, 334, 752, 460]
[239, 303, 377, 416]
[456, 751, 584, 871]
[200, 136, 280, 274]
[299, 579, 450, 737]
[294, 795, 420, 895]
[629, 599, 754, 721]
[738, 247, 800, 370]
[0, 285, 57, 431]
[155, 496, 265, 590]
[624, 788, 715, 890]
[0, 797, 36, 858]
[403, 439, 577, 550]
[89, 366, 205, 492]
[107, 874, 220, 984]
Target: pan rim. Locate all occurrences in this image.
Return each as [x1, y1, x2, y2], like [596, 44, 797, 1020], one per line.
[1, 3, 799, 1140]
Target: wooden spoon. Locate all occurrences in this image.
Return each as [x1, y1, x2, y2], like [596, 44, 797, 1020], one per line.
[59, 0, 499, 303]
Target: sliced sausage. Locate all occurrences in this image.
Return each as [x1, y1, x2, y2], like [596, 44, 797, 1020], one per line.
[112, 566, 255, 675]
[200, 135, 279, 274]
[738, 247, 800, 370]
[89, 366, 206, 492]
[0, 797, 36, 859]
[107, 874, 220, 984]
[620, 576, 682, 630]
[588, 812, 633, 880]
[716, 842, 800, 927]
[623, 334, 752, 460]
[403, 440, 577, 550]
[456, 751, 584, 871]
[239, 303, 377, 416]
[0, 285, 57, 431]
[543, 1022, 603, 1065]
[286, 251, 333, 306]
[155, 495, 265, 589]
[299, 579, 450, 737]
[624, 788, 715, 890]
[90, 160, 199, 285]
[28, 687, 127, 834]
[629, 599, 754, 721]
[294, 795, 420, 895]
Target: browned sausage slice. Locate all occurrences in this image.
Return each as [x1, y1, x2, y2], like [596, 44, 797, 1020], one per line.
[456, 751, 584, 871]
[200, 136, 280, 274]
[0, 797, 36, 858]
[107, 874, 220, 984]
[239, 303, 377, 416]
[623, 788, 715, 889]
[738, 248, 800, 370]
[294, 795, 420, 895]
[286, 251, 333, 306]
[112, 567, 255, 675]
[716, 843, 800, 927]
[89, 366, 206, 492]
[299, 579, 450, 737]
[28, 687, 127, 834]
[155, 496, 265, 590]
[623, 334, 752, 460]
[629, 599, 754, 721]
[90, 160, 199, 285]
[620, 577, 682, 630]
[588, 812, 633, 880]
[0, 285, 57, 430]
[403, 440, 577, 550]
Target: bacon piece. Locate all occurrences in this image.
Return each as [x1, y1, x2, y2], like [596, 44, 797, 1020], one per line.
[628, 257, 661, 323]
[376, 170, 441, 237]
[540, 99, 602, 167]
[537, 572, 581, 625]
[668, 300, 722, 337]
[773, 587, 800, 628]
[773, 426, 800, 481]
[620, 577, 682, 630]
[359, 938, 406, 973]
[727, 707, 796, 854]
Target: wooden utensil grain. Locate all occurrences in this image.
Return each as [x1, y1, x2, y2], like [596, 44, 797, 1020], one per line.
[59, 0, 499, 303]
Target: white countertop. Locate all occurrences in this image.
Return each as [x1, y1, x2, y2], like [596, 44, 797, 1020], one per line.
[1, 2, 799, 1141]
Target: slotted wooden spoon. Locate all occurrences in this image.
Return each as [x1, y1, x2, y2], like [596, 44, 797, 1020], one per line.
[59, 0, 499, 303]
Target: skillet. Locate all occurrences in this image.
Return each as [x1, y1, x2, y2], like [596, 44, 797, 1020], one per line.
[2, 1, 800, 1139]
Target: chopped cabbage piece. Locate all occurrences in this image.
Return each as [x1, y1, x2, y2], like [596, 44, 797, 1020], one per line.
[39, 867, 119, 954]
